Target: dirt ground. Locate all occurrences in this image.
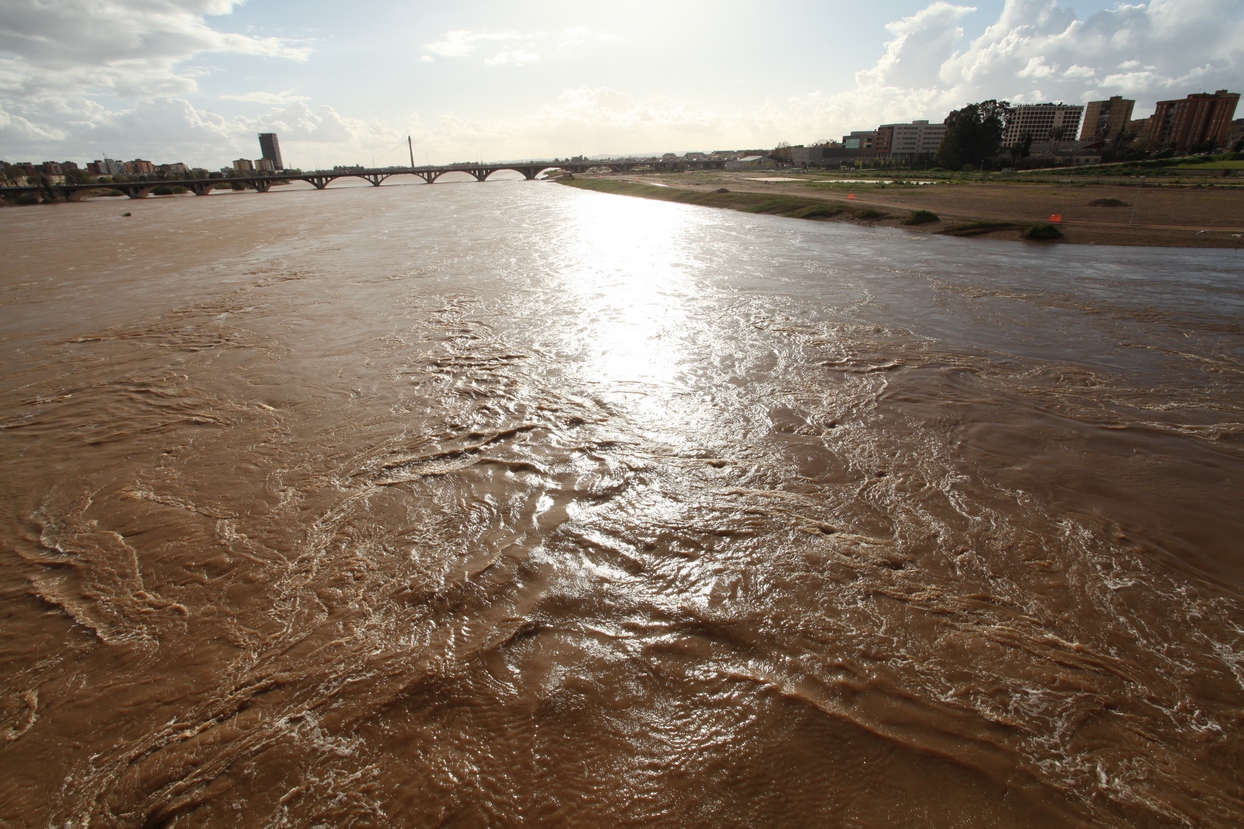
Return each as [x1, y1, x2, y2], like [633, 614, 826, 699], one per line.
[624, 172, 1244, 248]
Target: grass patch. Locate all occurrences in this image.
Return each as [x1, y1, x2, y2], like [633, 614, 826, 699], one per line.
[790, 203, 845, 218]
[856, 208, 887, 219]
[559, 178, 851, 221]
[939, 220, 1018, 237]
[1022, 222, 1064, 241]
[1087, 198, 1129, 207]
[1173, 159, 1244, 169]
[903, 209, 939, 225]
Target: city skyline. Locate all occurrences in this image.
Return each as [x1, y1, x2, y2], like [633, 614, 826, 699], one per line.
[1, 0, 1242, 168]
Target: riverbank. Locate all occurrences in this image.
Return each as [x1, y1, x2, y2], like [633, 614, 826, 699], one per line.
[559, 173, 1244, 248]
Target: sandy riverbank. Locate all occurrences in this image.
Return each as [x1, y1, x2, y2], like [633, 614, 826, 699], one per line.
[581, 171, 1244, 248]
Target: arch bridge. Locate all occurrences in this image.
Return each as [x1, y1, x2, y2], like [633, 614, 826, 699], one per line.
[1, 158, 726, 202]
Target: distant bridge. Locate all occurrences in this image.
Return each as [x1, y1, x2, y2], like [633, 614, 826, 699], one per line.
[1, 158, 726, 202]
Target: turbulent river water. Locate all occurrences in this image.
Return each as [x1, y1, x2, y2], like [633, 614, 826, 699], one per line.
[1, 180, 1243, 827]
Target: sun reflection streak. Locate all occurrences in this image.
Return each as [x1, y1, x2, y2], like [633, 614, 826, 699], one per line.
[555, 191, 705, 403]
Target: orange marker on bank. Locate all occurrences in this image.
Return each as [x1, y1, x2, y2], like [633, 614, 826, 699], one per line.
[1049, 214, 1062, 222]
[848, 194, 856, 200]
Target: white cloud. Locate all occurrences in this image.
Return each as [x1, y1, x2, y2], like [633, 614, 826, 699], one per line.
[937, 0, 1244, 108]
[485, 51, 541, 67]
[777, 0, 1244, 141]
[423, 30, 520, 59]
[0, 0, 313, 163]
[0, 96, 401, 168]
[3, 1, 1242, 166]
[220, 90, 311, 105]
[422, 27, 619, 67]
[856, 2, 976, 90]
[0, 0, 310, 101]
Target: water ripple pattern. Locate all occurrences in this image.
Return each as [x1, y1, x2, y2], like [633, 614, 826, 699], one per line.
[1, 182, 1242, 827]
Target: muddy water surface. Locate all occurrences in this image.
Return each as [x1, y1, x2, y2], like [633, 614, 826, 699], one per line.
[2, 182, 1243, 827]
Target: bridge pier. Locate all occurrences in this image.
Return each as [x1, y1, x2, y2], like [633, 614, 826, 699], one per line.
[306, 175, 334, 190]
[247, 179, 274, 193]
[469, 168, 494, 182]
[414, 171, 441, 184]
[361, 173, 388, 187]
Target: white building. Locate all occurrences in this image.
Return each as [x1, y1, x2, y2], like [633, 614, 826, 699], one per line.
[1003, 104, 1084, 147]
[724, 155, 777, 170]
[93, 158, 126, 176]
[877, 120, 946, 160]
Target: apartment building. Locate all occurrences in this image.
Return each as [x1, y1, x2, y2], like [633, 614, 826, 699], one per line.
[259, 133, 285, 171]
[875, 120, 946, 160]
[1147, 90, 1240, 151]
[91, 158, 126, 176]
[1080, 96, 1135, 140]
[1227, 119, 1244, 151]
[1003, 103, 1083, 146]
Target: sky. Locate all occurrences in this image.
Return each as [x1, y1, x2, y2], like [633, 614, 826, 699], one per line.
[1, 0, 1241, 169]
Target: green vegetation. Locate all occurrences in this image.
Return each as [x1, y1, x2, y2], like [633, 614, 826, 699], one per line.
[936, 100, 1009, 171]
[1041, 152, 1244, 177]
[151, 185, 189, 196]
[790, 203, 845, 218]
[558, 178, 852, 220]
[1172, 159, 1244, 169]
[939, 220, 1018, 237]
[903, 210, 940, 225]
[1022, 222, 1064, 241]
[856, 208, 887, 219]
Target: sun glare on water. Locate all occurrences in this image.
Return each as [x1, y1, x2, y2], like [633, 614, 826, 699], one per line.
[556, 192, 704, 414]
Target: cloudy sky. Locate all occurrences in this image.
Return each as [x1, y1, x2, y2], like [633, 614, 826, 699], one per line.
[1, 0, 1241, 168]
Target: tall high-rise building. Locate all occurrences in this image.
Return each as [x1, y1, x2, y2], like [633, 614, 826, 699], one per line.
[1002, 103, 1084, 146]
[258, 133, 284, 171]
[1147, 90, 1240, 151]
[1080, 96, 1135, 140]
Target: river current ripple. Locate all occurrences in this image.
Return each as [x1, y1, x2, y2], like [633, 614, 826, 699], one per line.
[2, 181, 1243, 827]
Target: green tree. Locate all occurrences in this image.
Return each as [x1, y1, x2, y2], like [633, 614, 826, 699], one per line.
[936, 100, 1011, 170]
[1049, 125, 1067, 155]
[37, 175, 59, 203]
[1102, 129, 1139, 163]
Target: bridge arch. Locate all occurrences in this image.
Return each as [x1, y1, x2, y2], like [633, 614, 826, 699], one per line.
[351, 172, 390, 187]
[471, 166, 550, 182]
[528, 165, 573, 179]
[65, 187, 97, 202]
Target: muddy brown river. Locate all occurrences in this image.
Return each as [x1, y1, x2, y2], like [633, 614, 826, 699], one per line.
[1, 180, 1242, 827]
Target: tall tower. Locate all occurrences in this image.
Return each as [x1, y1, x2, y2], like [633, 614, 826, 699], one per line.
[1080, 96, 1135, 140]
[258, 133, 284, 171]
